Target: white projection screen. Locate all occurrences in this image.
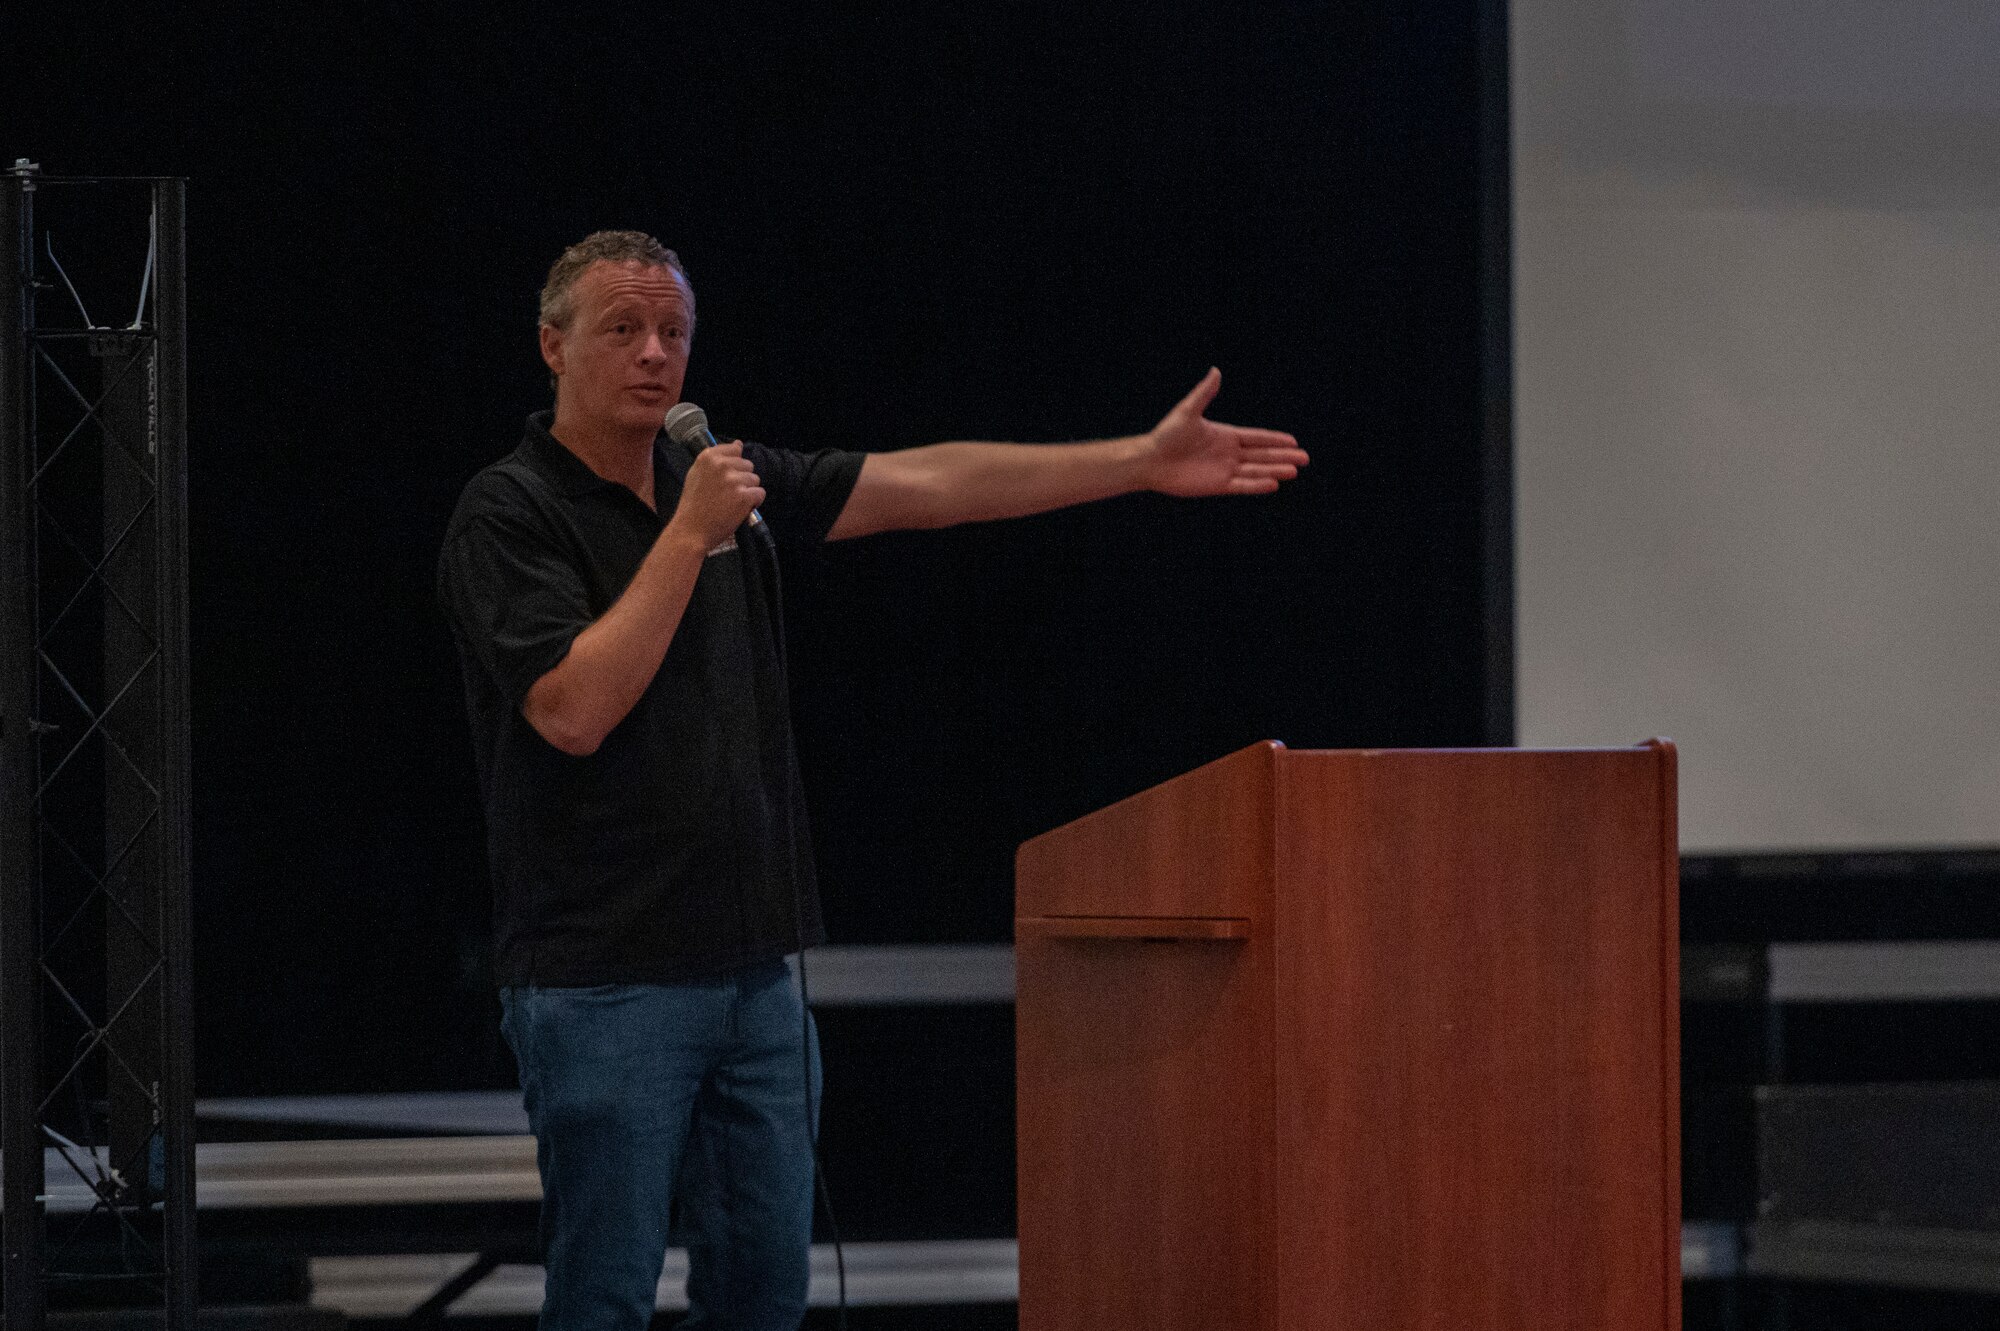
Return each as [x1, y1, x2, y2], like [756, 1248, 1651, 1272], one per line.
[1511, 0, 2000, 852]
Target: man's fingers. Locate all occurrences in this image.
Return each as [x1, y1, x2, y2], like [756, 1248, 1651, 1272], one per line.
[1218, 424, 1304, 452]
[697, 449, 760, 481]
[1173, 366, 1223, 419]
[1234, 462, 1300, 480]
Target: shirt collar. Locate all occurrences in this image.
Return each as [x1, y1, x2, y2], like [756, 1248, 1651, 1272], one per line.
[519, 411, 673, 499]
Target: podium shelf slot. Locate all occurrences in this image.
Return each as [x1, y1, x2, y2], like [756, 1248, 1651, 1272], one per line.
[1015, 916, 1251, 941]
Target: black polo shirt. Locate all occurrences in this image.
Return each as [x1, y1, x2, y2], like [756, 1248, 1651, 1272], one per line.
[437, 412, 865, 987]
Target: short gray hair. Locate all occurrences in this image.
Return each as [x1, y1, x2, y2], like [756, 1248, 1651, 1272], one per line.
[538, 230, 693, 330]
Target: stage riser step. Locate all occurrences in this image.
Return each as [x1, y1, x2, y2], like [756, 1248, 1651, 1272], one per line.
[1760, 1081, 2000, 1230]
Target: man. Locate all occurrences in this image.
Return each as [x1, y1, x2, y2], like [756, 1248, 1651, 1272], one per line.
[437, 230, 1306, 1331]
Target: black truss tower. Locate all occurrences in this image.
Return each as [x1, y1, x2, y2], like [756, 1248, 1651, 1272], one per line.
[0, 163, 196, 1331]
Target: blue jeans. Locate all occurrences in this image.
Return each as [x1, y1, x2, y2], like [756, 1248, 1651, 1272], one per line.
[500, 959, 822, 1331]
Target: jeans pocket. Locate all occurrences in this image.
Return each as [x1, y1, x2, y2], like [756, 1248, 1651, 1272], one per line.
[498, 986, 524, 1049]
[530, 982, 638, 1012]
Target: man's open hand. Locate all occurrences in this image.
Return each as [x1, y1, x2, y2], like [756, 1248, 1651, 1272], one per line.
[1144, 368, 1308, 498]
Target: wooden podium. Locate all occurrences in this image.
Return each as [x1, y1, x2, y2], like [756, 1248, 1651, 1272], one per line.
[1015, 741, 1680, 1330]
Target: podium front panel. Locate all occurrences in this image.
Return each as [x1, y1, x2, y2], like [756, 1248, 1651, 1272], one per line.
[1273, 746, 1679, 1331]
[1015, 926, 1273, 1331]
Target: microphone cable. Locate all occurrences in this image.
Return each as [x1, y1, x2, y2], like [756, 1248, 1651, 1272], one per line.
[741, 481, 851, 1331]
[795, 948, 850, 1331]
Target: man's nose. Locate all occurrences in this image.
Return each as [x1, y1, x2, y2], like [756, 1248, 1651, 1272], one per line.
[638, 332, 668, 363]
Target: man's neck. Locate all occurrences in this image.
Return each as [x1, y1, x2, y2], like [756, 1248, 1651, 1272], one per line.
[548, 410, 657, 508]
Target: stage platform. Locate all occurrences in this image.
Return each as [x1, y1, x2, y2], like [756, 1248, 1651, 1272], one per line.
[33, 943, 1888, 1319]
[30, 1085, 1745, 1319]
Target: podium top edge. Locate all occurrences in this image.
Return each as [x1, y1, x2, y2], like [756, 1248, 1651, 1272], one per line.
[1265, 738, 1674, 757]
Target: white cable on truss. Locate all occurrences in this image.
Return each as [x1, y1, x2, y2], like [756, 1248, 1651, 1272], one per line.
[131, 203, 157, 330]
[45, 235, 98, 329]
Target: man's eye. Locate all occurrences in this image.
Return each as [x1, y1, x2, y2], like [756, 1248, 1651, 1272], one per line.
[610, 323, 632, 335]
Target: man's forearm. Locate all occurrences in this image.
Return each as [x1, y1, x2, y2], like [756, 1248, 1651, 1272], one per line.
[522, 524, 710, 755]
[827, 370, 1306, 540]
[828, 435, 1155, 540]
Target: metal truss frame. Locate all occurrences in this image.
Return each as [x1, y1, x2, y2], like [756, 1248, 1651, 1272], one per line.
[1, 161, 195, 1331]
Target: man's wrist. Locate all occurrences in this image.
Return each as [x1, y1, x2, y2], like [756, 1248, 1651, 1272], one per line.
[656, 518, 713, 564]
[1124, 430, 1164, 494]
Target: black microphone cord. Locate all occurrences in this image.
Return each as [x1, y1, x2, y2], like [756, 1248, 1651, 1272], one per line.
[795, 949, 850, 1331]
[744, 500, 850, 1331]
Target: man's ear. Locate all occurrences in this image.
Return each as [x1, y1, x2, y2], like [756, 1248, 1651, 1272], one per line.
[538, 323, 565, 378]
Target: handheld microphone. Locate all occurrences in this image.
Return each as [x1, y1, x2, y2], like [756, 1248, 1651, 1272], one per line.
[664, 402, 762, 528]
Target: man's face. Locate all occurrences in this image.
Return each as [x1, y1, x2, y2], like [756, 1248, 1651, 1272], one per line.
[541, 259, 693, 437]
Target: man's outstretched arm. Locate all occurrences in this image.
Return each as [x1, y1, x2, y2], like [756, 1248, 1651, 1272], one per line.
[825, 369, 1307, 541]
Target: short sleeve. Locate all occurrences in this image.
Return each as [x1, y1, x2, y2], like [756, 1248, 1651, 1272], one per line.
[739, 443, 866, 547]
[437, 510, 593, 708]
